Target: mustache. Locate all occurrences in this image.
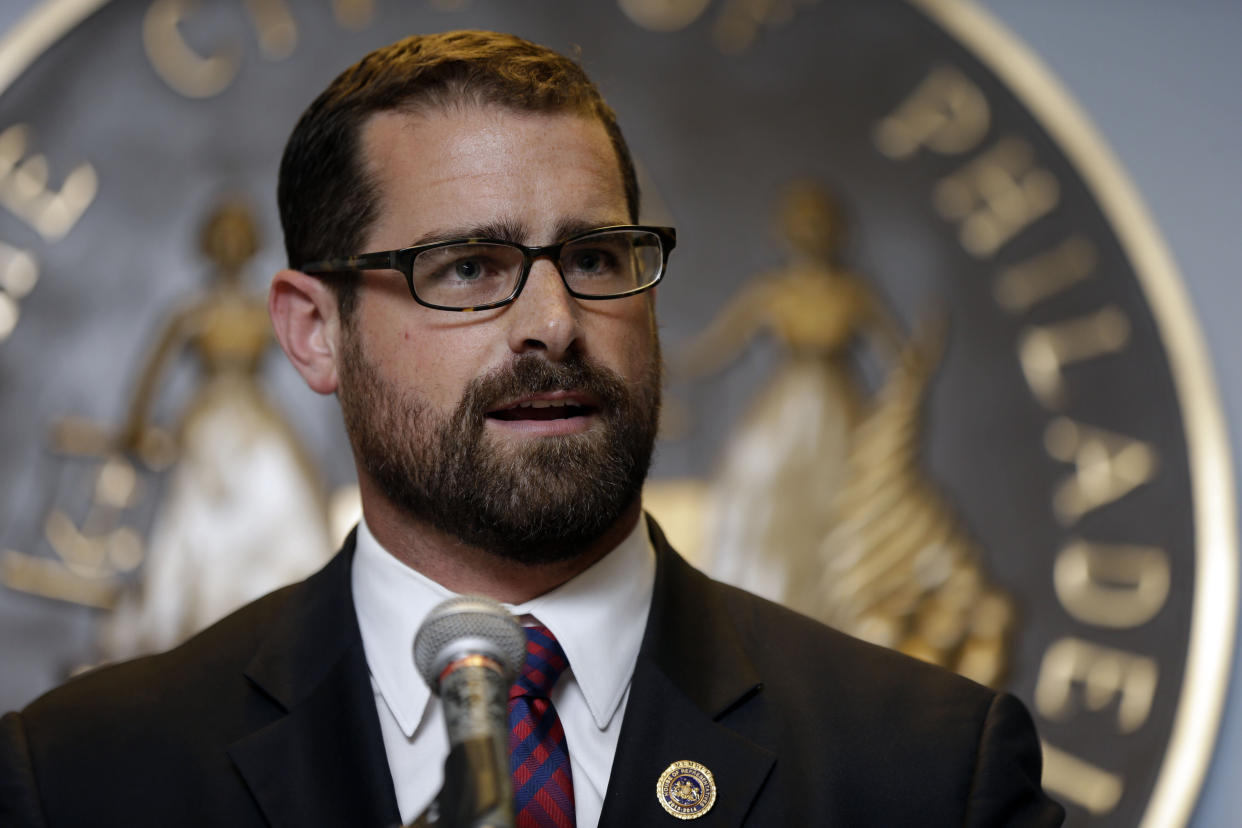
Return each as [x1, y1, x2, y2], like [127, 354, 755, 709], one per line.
[460, 353, 629, 419]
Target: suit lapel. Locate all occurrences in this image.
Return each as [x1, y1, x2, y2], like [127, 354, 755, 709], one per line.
[227, 535, 401, 828]
[599, 519, 776, 827]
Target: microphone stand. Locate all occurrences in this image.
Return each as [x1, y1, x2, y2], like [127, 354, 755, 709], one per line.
[403, 735, 512, 828]
[407, 595, 525, 828]
[404, 658, 515, 828]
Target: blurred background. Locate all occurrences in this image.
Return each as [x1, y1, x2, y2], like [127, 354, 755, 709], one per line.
[0, 1, 1237, 825]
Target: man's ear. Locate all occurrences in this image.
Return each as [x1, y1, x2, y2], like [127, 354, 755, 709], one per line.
[269, 269, 342, 395]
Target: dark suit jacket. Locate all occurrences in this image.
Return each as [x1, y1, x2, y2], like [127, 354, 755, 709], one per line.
[1, 520, 1063, 826]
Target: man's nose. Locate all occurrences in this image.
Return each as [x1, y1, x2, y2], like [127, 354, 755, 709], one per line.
[505, 258, 580, 359]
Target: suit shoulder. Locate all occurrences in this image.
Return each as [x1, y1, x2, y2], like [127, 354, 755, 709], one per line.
[704, 571, 997, 709]
[712, 579, 1060, 825]
[19, 579, 299, 724]
[651, 523, 992, 707]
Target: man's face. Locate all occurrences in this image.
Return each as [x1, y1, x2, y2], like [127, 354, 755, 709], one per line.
[336, 105, 661, 562]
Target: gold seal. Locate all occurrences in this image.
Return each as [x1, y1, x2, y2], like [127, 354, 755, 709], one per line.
[656, 760, 716, 819]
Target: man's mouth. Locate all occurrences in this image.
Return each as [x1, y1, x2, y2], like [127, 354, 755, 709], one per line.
[486, 393, 599, 423]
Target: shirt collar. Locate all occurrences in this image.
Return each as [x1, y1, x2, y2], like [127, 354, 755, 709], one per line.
[508, 518, 654, 729]
[351, 514, 655, 738]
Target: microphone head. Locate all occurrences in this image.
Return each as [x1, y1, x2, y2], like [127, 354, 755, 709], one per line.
[413, 595, 527, 694]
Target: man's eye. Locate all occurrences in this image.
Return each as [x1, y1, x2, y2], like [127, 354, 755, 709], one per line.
[568, 249, 615, 274]
[437, 254, 508, 282]
[453, 259, 484, 280]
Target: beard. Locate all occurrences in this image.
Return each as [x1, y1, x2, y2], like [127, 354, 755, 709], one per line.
[337, 332, 661, 565]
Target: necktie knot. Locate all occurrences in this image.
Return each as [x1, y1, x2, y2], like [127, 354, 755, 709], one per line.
[511, 625, 568, 700]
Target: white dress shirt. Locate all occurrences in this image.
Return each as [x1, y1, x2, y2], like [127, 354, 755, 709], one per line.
[351, 515, 655, 827]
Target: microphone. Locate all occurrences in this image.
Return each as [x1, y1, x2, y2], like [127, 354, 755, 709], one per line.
[414, 595, 527, 828]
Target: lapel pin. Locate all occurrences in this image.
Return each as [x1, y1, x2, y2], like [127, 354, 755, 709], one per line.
[656, 759, 717, 820]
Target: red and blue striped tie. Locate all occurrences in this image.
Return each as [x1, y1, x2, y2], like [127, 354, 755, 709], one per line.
[509, 625, 576, 828]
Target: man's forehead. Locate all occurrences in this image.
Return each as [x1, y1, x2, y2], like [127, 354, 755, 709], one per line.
[359, 104, 615, 175]
[357, 104, 629, 246]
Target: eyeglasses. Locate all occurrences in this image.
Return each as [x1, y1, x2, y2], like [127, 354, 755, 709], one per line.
[299, 225, 676, 312]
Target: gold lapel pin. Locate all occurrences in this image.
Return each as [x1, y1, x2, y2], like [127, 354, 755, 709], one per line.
[656, 760, 717, 820]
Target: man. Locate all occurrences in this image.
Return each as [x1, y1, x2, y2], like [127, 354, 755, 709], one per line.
[0, 31, 1063, 827]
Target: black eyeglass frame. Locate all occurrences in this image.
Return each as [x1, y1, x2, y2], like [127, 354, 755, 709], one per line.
[299, 224, 677, 312]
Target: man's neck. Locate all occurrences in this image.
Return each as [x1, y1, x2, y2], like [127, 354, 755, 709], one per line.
[358, 481, 643, 604]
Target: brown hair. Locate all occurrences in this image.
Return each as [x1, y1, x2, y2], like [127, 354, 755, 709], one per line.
[277, 30, 640, 319]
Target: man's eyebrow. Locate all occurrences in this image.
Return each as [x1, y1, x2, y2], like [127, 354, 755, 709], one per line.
[408, 219, 528, 247]
[404, 217, 628, 249]
[552, 217, 626, 241]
